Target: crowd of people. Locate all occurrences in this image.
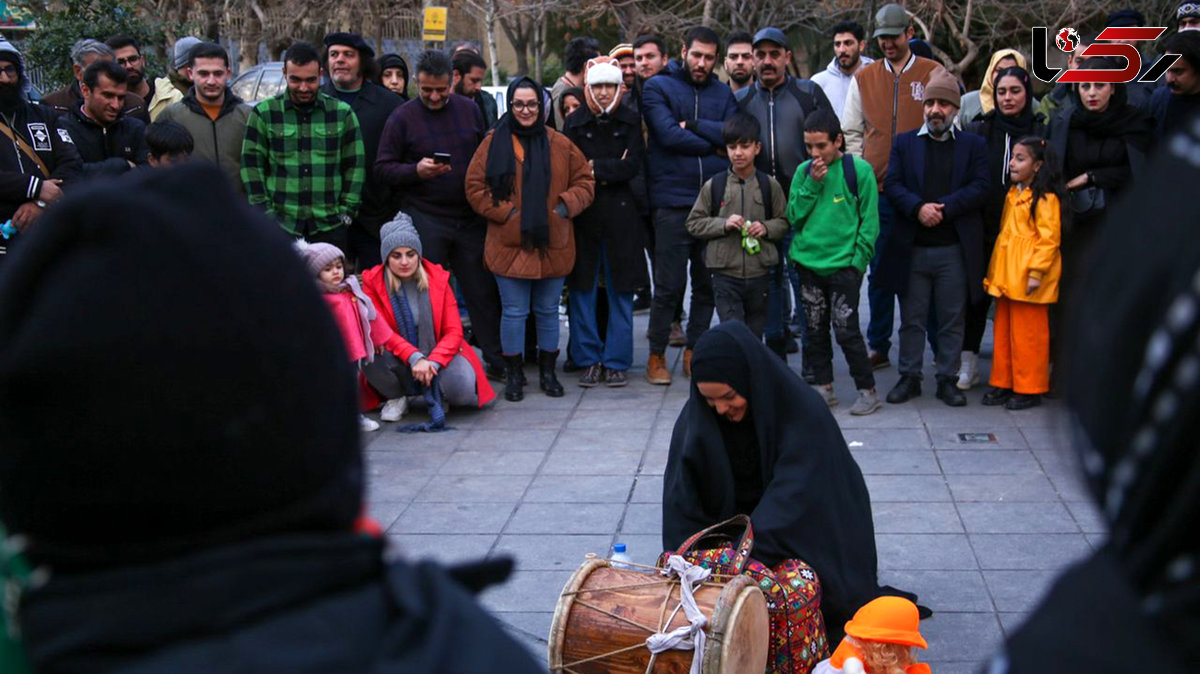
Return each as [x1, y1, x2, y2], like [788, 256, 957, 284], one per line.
[1, 2, 1198, 426]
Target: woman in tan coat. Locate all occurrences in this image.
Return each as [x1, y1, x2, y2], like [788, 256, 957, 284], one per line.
[466, 77, 594, 403]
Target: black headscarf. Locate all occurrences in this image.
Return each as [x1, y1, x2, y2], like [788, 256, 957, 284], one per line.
[977, 66, 1042, 236]
[485, 76, 552, 250]
[995, 116, 1200, 673]
[1069, 57, 1153, 142]
[377, 53, 408, 101]
[663, 321, 889, 644]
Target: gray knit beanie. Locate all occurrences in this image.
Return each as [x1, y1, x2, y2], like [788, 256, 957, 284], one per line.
[379, 211, 422, 261]
[295, 241, 345, 277]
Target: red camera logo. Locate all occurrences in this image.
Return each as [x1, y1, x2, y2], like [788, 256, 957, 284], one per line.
[1032, 26, 1181, 84]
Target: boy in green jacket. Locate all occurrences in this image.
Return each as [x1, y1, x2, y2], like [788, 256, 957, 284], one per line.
[686, 113, 788, 344]
[787, 109, 881, 415]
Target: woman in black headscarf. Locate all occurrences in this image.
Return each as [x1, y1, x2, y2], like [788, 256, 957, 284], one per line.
[377, 53, 409, 101]
[958, 66, 1047, 390]
[992, 103, 1200, 674]
[663, 321, 907, 644]
[465, 77, 594, 403]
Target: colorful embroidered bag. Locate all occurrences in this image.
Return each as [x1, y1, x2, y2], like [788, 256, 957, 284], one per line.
[658, 515, 829, 673]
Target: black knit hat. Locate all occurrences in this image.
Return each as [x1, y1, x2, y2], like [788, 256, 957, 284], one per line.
[0, 164, 364, 571]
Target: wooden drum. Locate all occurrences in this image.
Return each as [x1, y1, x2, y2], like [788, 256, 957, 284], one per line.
[548, 557, 769, 673]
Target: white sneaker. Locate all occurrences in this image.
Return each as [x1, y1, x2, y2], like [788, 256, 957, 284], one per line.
[849, 389, 882, 416]
[380, 397, 408, 422]
[815, 384, 839, 407]
[956, 352, 979, 390]
[359, 415, 380, 432]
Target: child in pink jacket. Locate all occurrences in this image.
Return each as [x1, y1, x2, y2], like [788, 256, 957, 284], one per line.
[298, 241, 404, 431]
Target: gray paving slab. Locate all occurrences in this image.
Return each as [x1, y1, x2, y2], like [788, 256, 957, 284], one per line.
[360, 305, 1098, 671]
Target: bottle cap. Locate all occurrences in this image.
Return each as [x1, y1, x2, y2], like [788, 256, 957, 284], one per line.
[614, 543, 626, 553]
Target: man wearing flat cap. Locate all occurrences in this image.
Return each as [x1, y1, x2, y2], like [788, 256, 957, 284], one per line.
[879, 70, 988, 408]
[321, 31, 404, 269]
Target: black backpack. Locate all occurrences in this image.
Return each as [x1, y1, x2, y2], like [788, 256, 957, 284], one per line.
[708, 169, 774, 218]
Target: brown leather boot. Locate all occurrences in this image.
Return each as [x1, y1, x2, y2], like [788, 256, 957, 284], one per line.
[682, 348, 693, 378]
[645, 353, 671, 385]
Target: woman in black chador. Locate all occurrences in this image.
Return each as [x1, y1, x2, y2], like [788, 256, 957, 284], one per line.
[662, 321, 916, 643]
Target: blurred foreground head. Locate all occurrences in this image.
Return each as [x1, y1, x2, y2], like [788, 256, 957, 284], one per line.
[998, 121, 1200, 671]
[0, 165, 363, 571]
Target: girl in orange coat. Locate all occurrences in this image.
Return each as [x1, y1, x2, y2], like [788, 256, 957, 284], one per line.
[981, 137, 1064, 410]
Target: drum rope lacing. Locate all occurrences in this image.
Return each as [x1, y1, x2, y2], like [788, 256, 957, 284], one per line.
[644, 555, 712, 674]
[555, 556, 733, 673]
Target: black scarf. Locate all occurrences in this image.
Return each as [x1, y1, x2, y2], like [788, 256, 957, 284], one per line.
[485, 77, 551, 250]
[664, 321, 898, 644]
[977, 67, 1040, 234]
[1069, 80, 1152, 142]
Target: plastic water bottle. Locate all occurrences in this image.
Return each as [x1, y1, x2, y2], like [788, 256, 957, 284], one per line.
[610, 543, 634, 570]
[0, 220, 16, 240]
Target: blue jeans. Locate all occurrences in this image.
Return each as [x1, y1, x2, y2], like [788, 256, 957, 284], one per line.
[866, 196, 897, 354]
[568, 245, 635, 370]
[494, 274, 565, 355]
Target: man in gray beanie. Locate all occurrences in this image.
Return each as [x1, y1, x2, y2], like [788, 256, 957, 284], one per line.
[147, 36, 200, 120]
[878, 68, 989, 408]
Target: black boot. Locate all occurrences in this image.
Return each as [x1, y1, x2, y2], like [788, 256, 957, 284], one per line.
[503, 354, 524, 402]
[538, 349, 565, 397]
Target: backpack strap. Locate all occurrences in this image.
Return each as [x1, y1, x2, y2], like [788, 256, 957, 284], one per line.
[756, 170, 772, 218]
[708, 170, 729, 217]
[842, 153, 865, 240]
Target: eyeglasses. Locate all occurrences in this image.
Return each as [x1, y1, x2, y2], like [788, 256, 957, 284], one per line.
[116, 56, 141, 66]
[510, 101, 538, 111]
[0, 66, 17, 77]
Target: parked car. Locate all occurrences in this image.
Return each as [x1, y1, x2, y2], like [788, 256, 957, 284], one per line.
[482, 85, 506, 116]
[230, 62, 285, 104]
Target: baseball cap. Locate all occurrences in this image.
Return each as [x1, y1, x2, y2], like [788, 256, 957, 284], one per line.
[873, 4, 910, 37]
[752, 27, 789, 49]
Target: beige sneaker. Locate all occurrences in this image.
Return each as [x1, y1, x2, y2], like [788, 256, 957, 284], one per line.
[815, 384, 838, 407]
[849, 389, 882, 416]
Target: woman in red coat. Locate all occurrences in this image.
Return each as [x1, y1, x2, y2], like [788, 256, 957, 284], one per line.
[361, 213, 496, 422]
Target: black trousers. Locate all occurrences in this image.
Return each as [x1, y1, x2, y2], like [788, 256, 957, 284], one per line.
[797, 265, 875, 391]
[647, 207, 714, 354]
[711, 273, 770, 338]
[347, 220, 382, 272]
[406, 209, 503, 369]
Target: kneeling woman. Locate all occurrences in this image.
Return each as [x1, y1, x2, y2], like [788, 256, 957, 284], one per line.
[361, 214, 496, 420]
[663, 321, 903, 644]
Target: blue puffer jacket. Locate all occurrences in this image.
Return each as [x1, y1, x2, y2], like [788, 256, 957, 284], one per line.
[642, 61, 740, 209]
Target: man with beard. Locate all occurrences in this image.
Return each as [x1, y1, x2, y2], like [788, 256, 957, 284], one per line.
[879, 70, 988, 408]
[56, 60, 149, 179]
[0, 37, 80, 260]
[610, 43, 636, 91]
[735, 26, 834, 362]
[811, 20, 874, 118]
[724, 31, 754, 94]
[629, 34, 670, 314]
[320, 32, 403, 268]
[157, 42, 250, 189]
[105, 35, 157, 112]
[641, 26, 739, 385]
[452, 49, 497, 128]
[842, 3, 943, 371]
[42, 39, 149, 124]
[240, 42, 364, 248]
[1144, 30, 1200, 142]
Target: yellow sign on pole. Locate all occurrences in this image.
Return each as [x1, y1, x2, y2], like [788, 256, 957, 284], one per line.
[422, 7, 448, 43]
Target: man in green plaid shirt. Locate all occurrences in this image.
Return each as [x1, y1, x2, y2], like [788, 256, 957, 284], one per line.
[241, 42, 365, 246]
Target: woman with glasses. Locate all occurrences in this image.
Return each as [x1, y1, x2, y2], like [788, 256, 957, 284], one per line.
[466, 77, 595, 402]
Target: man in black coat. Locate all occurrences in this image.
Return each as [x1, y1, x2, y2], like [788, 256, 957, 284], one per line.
[881, 70, 989, 407]
[0, 164, 543, 673]
[322, 32, 405, 269]
[55, 59, 148, 179]
[0, 37, 81, 260]
[453, 50, 498, 128]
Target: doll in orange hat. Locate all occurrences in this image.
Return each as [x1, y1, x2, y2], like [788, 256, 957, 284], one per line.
[811, 596, 931, 674]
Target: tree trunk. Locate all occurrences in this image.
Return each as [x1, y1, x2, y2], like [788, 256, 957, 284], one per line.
[702, 0, 713, 26]
[533, 10, 545, 82]
[483, 0, 501, 85]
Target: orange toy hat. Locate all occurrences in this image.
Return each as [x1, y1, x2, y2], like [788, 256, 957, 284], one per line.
[844, 596, 928, 649]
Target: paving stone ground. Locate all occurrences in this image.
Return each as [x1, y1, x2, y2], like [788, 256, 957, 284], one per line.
[364, 302, 1100, 673]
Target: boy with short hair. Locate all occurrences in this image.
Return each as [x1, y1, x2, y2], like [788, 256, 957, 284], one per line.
[788, 109, 881, 415]
[686, 112, 788, 342]
[145, 120, 194, 168]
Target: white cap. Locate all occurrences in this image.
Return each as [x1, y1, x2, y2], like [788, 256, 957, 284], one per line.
[585, 61, 622, 86]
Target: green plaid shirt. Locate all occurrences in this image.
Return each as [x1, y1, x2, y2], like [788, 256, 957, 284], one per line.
[240, 92, 365, 235]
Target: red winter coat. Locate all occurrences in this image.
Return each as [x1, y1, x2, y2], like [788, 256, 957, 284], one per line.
[360, 259, 495, 408]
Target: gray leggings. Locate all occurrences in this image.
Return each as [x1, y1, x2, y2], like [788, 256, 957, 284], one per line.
[363, 351, 479, 407]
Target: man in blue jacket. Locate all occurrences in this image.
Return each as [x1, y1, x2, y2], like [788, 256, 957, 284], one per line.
[880, 70, 988, 407]
[643, 26, 740, 385]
